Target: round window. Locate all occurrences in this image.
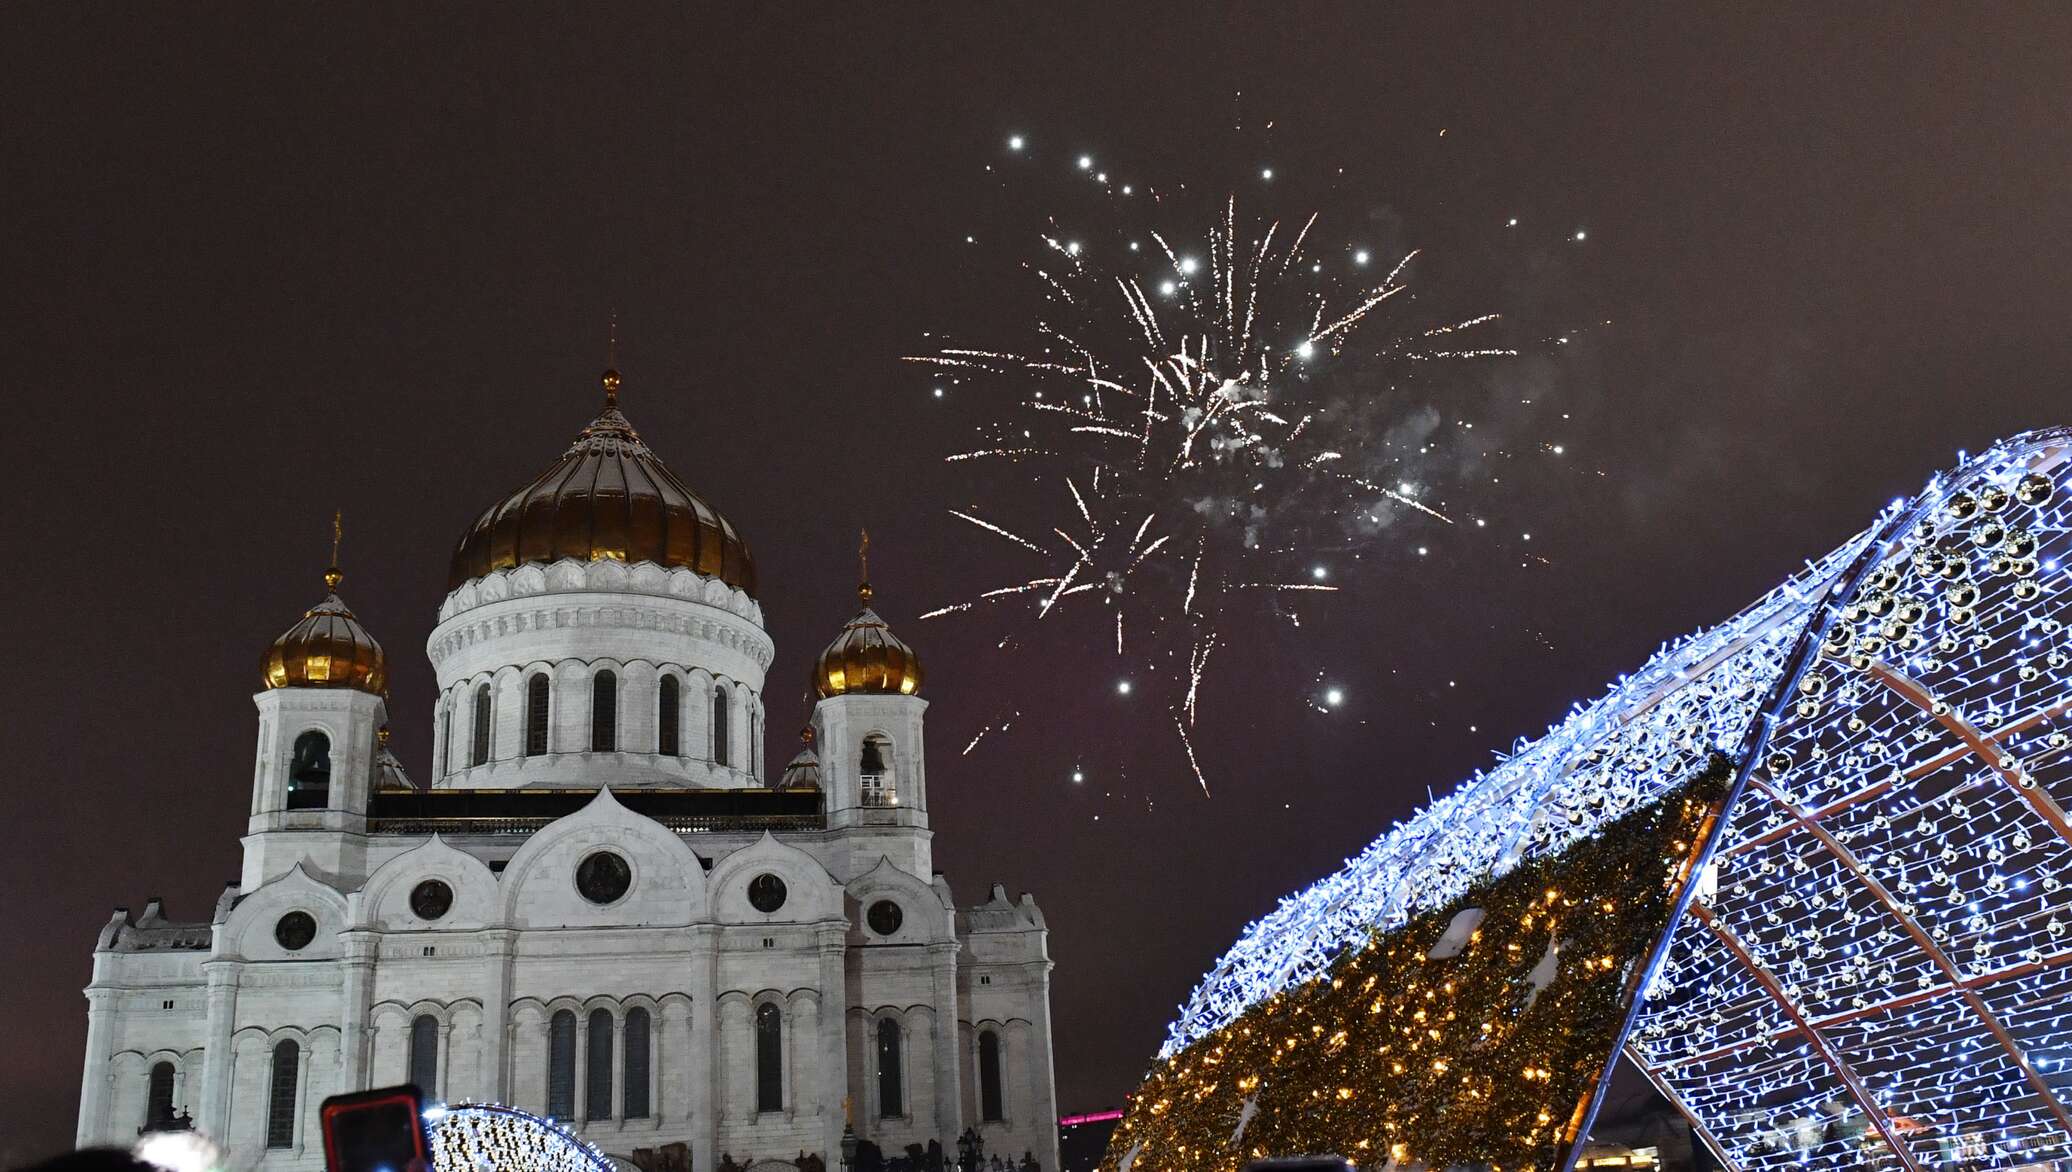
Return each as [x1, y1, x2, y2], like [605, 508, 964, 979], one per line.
[410, 879, 454, 921]
[575, 851, 632, 904]
[274, 911, 317, 951]
[867, 899, 903, 936]
[747, 873, 788, 914]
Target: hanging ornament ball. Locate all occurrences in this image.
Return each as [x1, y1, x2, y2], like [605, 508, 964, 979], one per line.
[1947, 492, 1979, 520]
[1980, 485, 2011, 513]
[2016, 471, 2054, 506]
[1971, 520, 2006, 548]
[2013, 579, 2042, 601]
[2002, 529, 2037, 558]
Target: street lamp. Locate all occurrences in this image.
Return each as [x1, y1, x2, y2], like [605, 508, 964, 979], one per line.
[840, 1124, 858, 1171]
[956, 1128, 984, 1171]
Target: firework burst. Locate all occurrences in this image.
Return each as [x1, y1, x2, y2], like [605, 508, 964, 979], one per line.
[917, 173, 1516, 793]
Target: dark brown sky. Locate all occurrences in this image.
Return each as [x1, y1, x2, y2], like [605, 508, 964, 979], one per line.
[4, 5, 2071, 1160]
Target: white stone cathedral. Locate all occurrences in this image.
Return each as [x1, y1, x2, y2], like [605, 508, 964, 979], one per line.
[75, 369, 1060, 1172]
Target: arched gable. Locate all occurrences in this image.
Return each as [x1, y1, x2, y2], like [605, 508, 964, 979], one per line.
[845, 856, 954, 945]
[706, 831, 842, 925]
[497, 787, 708, 927]
[221, 863, 350, 961]
[354, 835, 499, 930]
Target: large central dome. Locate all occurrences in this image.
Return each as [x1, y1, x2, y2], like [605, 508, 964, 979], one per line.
[447, 370, 756, 594]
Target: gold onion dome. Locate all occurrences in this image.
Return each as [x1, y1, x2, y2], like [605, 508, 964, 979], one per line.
[812, 531, 923, 697]
[446, 368, 757, 594]
[262, 562, 388, 695]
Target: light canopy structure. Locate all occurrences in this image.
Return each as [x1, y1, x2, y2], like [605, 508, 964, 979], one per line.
[1145, 427, 2072, 1169]
[426, 1103, 618, 1172]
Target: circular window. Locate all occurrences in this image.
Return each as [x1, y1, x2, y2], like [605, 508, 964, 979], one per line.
[747, 873, 788, 914]
[274, 911, 317, 951]
[867, 899, 903, 936]
[575, 851, 632, 904]
[410, 879, 454, 921]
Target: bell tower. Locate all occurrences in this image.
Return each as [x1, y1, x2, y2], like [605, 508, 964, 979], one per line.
[243, 514, 388, 888]
[809, 532, 932, 879]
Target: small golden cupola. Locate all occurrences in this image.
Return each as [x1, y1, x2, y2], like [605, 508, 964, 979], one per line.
[261, 512, 388, 694]
[778, 725, 822, 791]
[812, 530, 923, 697]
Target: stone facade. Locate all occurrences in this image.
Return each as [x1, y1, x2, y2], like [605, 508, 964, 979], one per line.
[76, 407, 1059, 1172]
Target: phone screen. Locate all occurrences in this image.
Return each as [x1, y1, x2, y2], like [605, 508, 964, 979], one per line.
[321, 1086, 429, 1172]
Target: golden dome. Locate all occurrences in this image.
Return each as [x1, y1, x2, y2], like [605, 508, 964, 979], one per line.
[447, 369, 757, 594]
[262, 567, 388, 694]
[813, 558, 924, 697]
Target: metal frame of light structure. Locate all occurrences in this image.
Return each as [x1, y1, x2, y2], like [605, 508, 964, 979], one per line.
[1155, 428, 2072, 1171]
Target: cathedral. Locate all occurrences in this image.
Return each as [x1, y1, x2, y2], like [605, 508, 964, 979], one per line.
[73, 368, 1061, 1172]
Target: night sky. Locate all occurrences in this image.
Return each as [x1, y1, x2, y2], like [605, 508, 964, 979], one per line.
[4, 6, 2071, 1160]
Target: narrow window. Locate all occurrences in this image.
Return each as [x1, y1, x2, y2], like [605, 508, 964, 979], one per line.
[978, 1029, 1003, 1123]
[144, 1061, 175, 1130]
[471, 683, 492, 767]
[547, 1010, 576, 1120]
[754, 1002, 781, 1113]
[658, 677, 681, 756]
[266, 1039, 299, 1148]
[877, 1017, 904, 1118]
[408, 1015, 438, 1098]
[526, 674, 550, 756]
[713, 685, 732, 767]
[752, 709, 763, 779]
[288, 731, 331, 808]
[585, 1008, 613, 1120]
[591, 671, 617, 753]
[623, 1008, 651, 1120]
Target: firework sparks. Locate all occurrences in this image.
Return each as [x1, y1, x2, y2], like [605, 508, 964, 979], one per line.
[919, 160, 1518, 792]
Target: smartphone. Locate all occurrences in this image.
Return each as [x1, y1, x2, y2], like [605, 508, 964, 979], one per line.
[320, 1084, 431, 1172]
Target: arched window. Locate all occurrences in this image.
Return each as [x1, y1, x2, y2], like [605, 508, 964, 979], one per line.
[525, 674, 550, 756]
[658, 677, 681, 757]
[754, 1001, 781, 1113]
[408, 1014, 438, 1097]
[144, 1061, 175, 1129]
[266, 1039, 299, 1148]
[623, 1008, 651, 1120]
[713, 685, 732, 767]
[585, 1008, 613, 1120]
[546, 1010, 576, 1120]
[288, 731, 331, 808]
[471, 683, 492, 767]
[978, 1029, 1003, 1123]
[876, 1017, 904, 1118]
[591, 671, 617, 753]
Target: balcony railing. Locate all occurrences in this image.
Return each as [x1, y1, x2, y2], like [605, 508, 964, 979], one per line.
[859, 774, 898, 807]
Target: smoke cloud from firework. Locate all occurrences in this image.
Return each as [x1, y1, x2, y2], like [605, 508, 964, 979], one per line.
[915, 153, 1528, 794]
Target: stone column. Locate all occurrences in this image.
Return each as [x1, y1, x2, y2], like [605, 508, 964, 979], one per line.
[573, 1012, 591, 1125]
[688, 931, 718, 1172]
[1027, 965, 1061, 1172]
[199, 962, 239, 1140]
[75, 986, 115, 1146]
[929, 942, 963, 1145]
[659, 996, 692, 1128]
[817, 927, 849, 1162]
[338, 932, 377, 1092]
[484, 930, 517, 1102]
